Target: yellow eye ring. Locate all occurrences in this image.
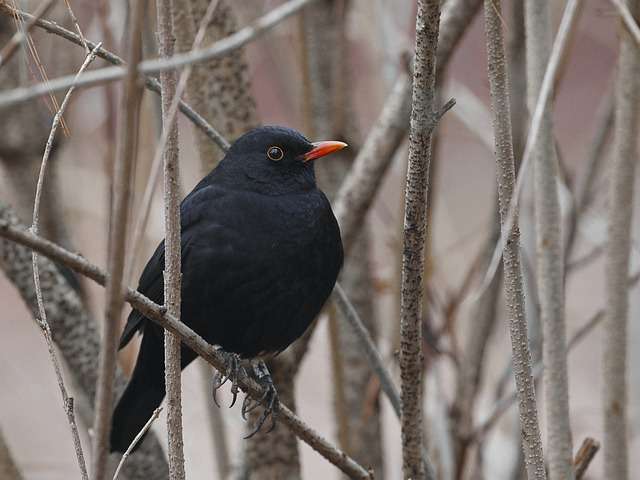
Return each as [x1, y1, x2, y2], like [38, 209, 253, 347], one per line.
[267, 146, 284, 161]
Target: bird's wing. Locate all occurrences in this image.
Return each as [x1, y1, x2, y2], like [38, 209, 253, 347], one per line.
[118, 185, 222, 349]
[118, 241, 165, 349]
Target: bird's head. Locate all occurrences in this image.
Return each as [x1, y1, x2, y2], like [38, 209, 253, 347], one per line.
[217, 125, 347, 195]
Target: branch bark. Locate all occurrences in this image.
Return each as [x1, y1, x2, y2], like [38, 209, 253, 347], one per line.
[0, 220, 373, 480]
[524, 2, 573, 479]
[483, 1, 546, 479]
[603, 1, 640, 478]
[155, 0, 185, 477]
[92, 0, 146, 477]
[400, 2, 444, 478]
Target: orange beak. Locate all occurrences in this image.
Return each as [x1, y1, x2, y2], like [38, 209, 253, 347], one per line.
[302, 140, 348, 162]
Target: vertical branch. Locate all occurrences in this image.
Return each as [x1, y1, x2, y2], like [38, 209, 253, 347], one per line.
[603, 1, 640, 478]
[400, 1, 443, 478]
[483, 1, 546, 479]
[155, 0, 185, 478]
[92, 0, 146, 478]
[525, 2, 573, 479]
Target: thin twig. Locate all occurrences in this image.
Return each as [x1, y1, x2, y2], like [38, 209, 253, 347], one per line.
[333, 282, 434, 472]
[573, 437, 600, 479]
[156, 0, 185, 476]
[112, 407, 163, 480]
[0, 3, 230, 151]
[0, 0, 318, 107]
[0, 0, 56, 68]
[470, 0, 581, 304]
[333, 283, 400, 415]
[30, 44, 101, 480]
[483, 1, 546, 478]
[603, 0, 639, 476]
[91, 0, 146, 477]
[400, 2, 445, 478]
[0, 222, 373, 480]
[62, 0, 88, 52]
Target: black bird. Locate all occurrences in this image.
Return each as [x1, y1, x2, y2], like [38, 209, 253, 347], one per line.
[110, 126, 345, 453]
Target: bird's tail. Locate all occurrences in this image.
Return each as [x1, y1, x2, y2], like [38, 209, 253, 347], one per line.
[110, 331, 165, 454]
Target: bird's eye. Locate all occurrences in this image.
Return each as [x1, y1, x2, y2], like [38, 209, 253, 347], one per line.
[267, 146, 284, 162]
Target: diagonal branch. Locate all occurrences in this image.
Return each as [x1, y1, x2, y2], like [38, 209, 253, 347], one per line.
[0, 0, 55, 68]
[0, 222, 373, 480]
[0, 0, 318, 107]
[0, 3, 229, 151]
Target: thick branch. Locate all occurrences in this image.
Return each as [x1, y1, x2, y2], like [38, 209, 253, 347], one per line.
[400, 2, 443, 478]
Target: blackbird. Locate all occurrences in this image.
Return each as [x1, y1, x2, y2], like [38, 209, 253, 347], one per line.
[110, 126, 345, 453]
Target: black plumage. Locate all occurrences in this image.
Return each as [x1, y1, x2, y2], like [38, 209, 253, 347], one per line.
[110, 126, 344, 453]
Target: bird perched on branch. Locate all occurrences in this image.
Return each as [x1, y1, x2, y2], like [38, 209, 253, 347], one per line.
[110, 125, 345, 453]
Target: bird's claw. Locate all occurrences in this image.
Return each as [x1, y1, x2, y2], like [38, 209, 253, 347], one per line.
[243, 361, 280, 439]
[212, 350, 245, 408]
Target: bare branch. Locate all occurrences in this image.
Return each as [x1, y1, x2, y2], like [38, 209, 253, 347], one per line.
[483, 1, 546, 478]
[400, 2, 445, 478]
[29, 44, 101, 480]
[471, 0, 581, 303]
[525, 2, 573, 478]
[603, 0, 640, 477]
[0, 223, 373, 480]
[92, 1, 146, 477]
[112, 408, 163, 480]
[155, 0, 185, 477]
[0, 0, 55, 68]
[333, 283, 400, 415]
[0, 0, 318, 107]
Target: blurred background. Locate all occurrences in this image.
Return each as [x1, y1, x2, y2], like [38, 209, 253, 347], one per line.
[0, 0, 638, 478]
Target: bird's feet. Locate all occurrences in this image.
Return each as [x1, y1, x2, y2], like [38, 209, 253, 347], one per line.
[212, 349, 247, 409]
[241, 360, 280, 438]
